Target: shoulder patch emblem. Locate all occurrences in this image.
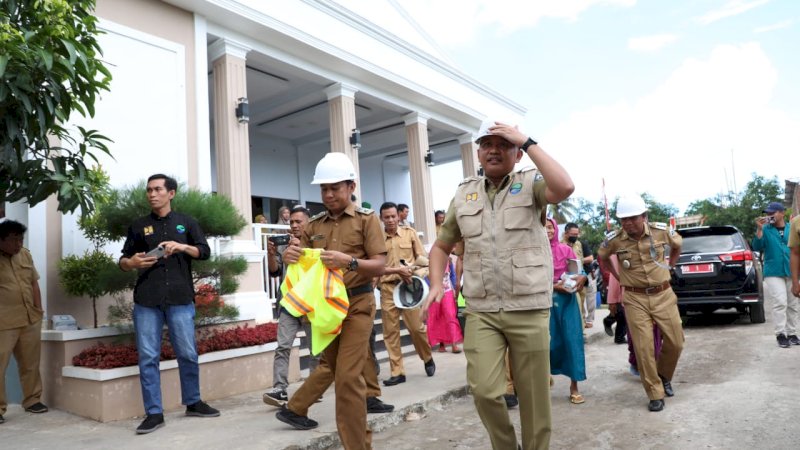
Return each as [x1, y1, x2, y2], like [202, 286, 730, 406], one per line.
[355, 206, 374, 215]
[601, 230, 617, 248]
[651, 222, 667, 230]
[310, 211, 327, 222]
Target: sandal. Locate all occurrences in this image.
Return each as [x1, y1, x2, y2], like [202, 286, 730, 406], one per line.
[437, 343, 446, 353]
[569, 393, 585, 404]
[451, 344, 462, 353]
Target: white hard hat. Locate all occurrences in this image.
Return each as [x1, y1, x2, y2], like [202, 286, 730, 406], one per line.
[616, 195, 647, 218]
[474, 118, 518, 144]
[311, 152, 357, 185]
[393, 276, 429, 309]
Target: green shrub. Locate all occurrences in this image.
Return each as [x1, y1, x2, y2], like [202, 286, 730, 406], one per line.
[95, 181, 247, 239]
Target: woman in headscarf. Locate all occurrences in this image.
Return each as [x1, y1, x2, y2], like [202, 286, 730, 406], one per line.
[546, 217, 587, 404]
[276, 206, 291, 226]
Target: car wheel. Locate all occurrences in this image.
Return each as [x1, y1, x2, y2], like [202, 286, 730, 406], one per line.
[749, 302, 766, 324]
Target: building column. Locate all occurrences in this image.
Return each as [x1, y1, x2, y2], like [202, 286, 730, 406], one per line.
[209, 38, 270, 323]
[458, 133, 479, 178]
[404, 113, 436, 244]
[324, 83, 361, 202]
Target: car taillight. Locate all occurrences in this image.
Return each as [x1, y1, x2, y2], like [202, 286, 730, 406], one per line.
[719, 250, 753, 272]
[719, 251, 753, 262]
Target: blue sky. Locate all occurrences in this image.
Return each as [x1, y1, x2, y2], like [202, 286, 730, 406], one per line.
[405, 0, 800, 214]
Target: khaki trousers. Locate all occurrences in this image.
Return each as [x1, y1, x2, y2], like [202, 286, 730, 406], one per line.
[286, 293, 375, 450]
[0, 320, 43, 414]
[465, 309, 551, 450]
[623, 289, 684, 400]
[379, 283, 432, 377]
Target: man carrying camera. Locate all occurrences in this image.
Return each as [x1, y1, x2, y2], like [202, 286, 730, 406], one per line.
[262, 206, 320, 406]
[752, 202, 797, 348]
[119, 174, 219, 434]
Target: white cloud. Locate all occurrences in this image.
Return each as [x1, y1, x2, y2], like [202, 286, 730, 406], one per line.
[753, 19, 792, 33]
[540, 43, 799, 212]
[694, 0, 770, 25]
[628, 34, 679, 52]
[397, 0, 638, 47]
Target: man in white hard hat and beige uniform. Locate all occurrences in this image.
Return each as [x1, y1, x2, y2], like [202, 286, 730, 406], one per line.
[598, 195, 684, 412]
[278, 152, 387, 449]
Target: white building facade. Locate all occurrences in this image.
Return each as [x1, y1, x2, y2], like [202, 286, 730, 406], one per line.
[6, 0, 525, 329]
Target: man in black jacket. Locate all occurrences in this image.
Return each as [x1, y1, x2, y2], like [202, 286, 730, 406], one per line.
[119, 174, 219, 434]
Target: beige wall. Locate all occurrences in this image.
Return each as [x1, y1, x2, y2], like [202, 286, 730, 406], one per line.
[96, 0, 199, 187]
[45, 0, 201, 327]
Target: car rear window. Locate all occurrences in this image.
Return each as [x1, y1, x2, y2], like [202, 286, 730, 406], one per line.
[681, 233, 745, 254]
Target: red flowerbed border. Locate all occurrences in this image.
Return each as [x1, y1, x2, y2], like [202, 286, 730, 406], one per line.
[72, 323, 279, 369]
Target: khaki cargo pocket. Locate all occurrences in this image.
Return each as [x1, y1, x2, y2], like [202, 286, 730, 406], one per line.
[504, 199, 534, 230]
[457, 206, 483, 238]
[511, 248, 549, 295]
[461, 253, 486, 298]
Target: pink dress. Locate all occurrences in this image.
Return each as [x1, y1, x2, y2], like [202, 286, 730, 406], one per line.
[426, 261, 463, 347]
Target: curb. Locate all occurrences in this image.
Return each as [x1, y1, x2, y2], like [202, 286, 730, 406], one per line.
[285, 386, 471, 450]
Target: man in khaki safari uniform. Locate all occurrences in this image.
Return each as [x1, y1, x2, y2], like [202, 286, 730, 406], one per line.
[423, 120, 574, 450]
[597, 195, 684, 412]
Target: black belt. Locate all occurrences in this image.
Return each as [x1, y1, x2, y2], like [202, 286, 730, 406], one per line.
[623, 281, 672, 295]
[347, 284, 374, 298]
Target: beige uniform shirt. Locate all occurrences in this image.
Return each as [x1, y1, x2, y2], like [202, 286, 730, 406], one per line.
[789, 216, 800, 249]
[381, 226, 426, 284]
[302, 203, 387, 289]
[597, 222, 682, 289]
[0, 248, 42, 330]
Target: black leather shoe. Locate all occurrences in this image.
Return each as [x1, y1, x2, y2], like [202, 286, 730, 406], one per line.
[648, 399, 665, 412]
[660, 375, 674, 397]
[276, 406, 319, 430]
[424, 358, 436, 377]
[383, 375, 406, 386]
[504, 394, 519, 409]
[366, 396, 395, 413]
[603, 315, 614, 336]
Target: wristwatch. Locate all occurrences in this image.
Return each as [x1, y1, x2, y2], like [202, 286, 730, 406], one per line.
[347, 257, 359, 272]
[520, 137, 538, 151]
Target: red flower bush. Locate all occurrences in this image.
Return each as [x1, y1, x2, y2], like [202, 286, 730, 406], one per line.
[72, 322, 279, 369]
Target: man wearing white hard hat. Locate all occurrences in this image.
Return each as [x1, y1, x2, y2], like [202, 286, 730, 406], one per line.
[377, 201, 434, 387]
[277, 152, 388, 449]
[597, 195, 684, 413]
[423, 119, 574, 450]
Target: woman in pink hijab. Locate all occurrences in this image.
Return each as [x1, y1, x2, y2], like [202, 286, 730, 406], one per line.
[546, 218, 588, 404]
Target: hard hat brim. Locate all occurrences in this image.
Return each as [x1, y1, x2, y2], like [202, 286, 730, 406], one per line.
[393, 276, 429, 309]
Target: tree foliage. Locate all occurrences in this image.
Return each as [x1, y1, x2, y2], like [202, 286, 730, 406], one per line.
[686, 174, 783, 240]
[95, 181, 248, 239]
[1, 0, 112, 213]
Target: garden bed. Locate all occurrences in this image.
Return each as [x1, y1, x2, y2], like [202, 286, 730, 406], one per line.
[41, 323, 302, 422]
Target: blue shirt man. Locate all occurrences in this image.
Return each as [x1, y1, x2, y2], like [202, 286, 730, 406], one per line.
[751, 202, 797, 348]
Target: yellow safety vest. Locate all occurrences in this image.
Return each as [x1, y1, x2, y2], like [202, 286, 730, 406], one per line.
[280, 248, 349, 355]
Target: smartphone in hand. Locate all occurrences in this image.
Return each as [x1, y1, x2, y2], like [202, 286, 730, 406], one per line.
[145, 245, 166, 259]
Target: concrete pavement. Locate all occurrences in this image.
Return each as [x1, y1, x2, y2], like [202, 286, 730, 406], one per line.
[2, 309, 610, 450]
